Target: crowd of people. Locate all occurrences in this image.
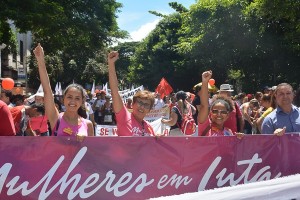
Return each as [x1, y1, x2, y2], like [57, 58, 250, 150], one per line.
[1, 43, 300, 138]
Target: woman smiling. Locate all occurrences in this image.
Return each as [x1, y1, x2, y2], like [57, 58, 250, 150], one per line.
[198, 70, 243, 138]
[33, 44, 94, 139]
[108, 51, 155, 136]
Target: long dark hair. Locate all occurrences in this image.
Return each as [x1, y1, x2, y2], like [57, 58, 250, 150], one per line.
[63, 84, 87, 118]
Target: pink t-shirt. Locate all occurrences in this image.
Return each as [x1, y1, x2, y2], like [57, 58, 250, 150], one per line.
[55, 113, 89, 137]
[115, 105, 154, 136]
[198, 118, 233, 136]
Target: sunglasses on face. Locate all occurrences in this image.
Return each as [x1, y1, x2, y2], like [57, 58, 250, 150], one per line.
[136, 100, 151, 109]
[211, 109, 229, 115]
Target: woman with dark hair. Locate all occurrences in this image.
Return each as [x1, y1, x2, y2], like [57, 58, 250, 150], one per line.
[198, 70, 244, 138]
[161, 90, 196, 136]
[34, 44, 94, 139]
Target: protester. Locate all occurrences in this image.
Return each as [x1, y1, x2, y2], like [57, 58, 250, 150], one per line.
[153, 93, 166, 110]
[33, 43, 94, 138]
[255, 94, 276, 133]
[0, 98, 16, 136]
[0, 90, 14, 107]
[293, 86, 300, 107]
[235, 93, 246, 107]
[85, 100, 96, 127]
[240, 99, 260, 134]
[12, 94, 25, 106]
[254, 92, 263, 103]
[218, 84, 244, 134]
[92, 90, 106, 124]
[192, 83, 203, 124]
[161, 90, 196, 136]
[34, 92, 44, 104]
[101, 95, 115, 125]
[261, 83, 300, 135]
[10, 103, 49, 136]
[197, 71, 243, 138]
[125, 97, 133, 109]
[262, 86, 271, 94]
[108, 51, 155, 136]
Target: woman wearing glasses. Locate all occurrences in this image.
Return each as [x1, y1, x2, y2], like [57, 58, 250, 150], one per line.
[198, 70, 243, 138]
[108, 51, 155, 136]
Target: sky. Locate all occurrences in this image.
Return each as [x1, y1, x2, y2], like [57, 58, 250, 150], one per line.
[116, 0, 196, 42]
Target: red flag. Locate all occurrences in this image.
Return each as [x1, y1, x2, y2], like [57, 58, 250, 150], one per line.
[155, 78, 173, 99]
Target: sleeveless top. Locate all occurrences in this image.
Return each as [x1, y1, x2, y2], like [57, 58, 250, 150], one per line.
[55, 113, 89, 137]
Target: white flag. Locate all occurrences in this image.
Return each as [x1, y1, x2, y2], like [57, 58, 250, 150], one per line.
[103, 82, 108, 94]
[37, 84, 43, 93]
[58, 82, 63, 95]
[55, 82, 59, 95]
[91, 80, 95, 96]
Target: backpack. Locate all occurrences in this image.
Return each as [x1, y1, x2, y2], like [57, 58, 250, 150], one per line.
[176, 105, 196, 135]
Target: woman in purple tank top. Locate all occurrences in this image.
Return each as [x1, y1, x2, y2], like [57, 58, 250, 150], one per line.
[33, 44, 94, 139]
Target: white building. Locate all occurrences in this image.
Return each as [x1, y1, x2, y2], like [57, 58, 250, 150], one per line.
[1, 20, 33, 93]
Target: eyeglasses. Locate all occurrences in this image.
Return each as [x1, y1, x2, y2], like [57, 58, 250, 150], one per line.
[211, 109, 229, 115]
[136, 100, 151, 109]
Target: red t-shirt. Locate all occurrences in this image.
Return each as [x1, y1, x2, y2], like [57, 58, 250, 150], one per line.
[198, 118, 233, 136]
[29, 115, 49, 134]
[115, 105, 154, 136]
[0, 100, 16, 136]
[224, 102, 242, 133]
[9, 105, 24, 135]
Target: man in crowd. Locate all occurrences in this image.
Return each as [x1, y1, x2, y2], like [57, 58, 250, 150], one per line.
[261, 83, 300, 135]
[153, 93, 165, 110]
[1, 90, 14, 107]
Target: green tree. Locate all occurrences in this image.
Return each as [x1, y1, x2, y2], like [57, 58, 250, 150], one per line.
[1, 0, 126, 89]
[128, 13, 189, 91]
[111, 41, 140, 88]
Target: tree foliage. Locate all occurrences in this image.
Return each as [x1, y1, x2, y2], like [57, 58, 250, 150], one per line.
[127, 0, 300, 93]
[1, 0, 125, 89]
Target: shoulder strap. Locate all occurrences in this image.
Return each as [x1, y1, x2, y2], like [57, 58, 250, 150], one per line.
[201, 124, 211, 136]
[234, 102, 239, 117]
[53, 115, 61, 136]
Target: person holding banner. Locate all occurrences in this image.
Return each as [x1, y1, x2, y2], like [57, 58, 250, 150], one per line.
[33, 44, 94, 139]
[197, 70, 243, 138]
[108, 51, 155, 136]
[261, 83, 300, 136]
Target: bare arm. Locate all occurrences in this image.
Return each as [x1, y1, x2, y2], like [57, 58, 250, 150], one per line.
[87, 121, 95, 136]
[162, 110, 178, 126]
[256, 116, 264, 133]
[108, 51, 123, 113]
[242, 103, 253, 125]
[198, 71, 212, 124]
[33, 44, 59, 130]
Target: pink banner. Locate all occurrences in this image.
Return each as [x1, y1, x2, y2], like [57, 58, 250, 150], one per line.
[0, 134, 300, 199]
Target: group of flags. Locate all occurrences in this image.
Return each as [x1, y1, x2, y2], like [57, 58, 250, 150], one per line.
[54, 82, 63, 96]
[50, 77, 173, 99]
[90, 78, 173, 98]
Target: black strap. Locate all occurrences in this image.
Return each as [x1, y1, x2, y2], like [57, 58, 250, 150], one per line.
[201, 124, 211, 136]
